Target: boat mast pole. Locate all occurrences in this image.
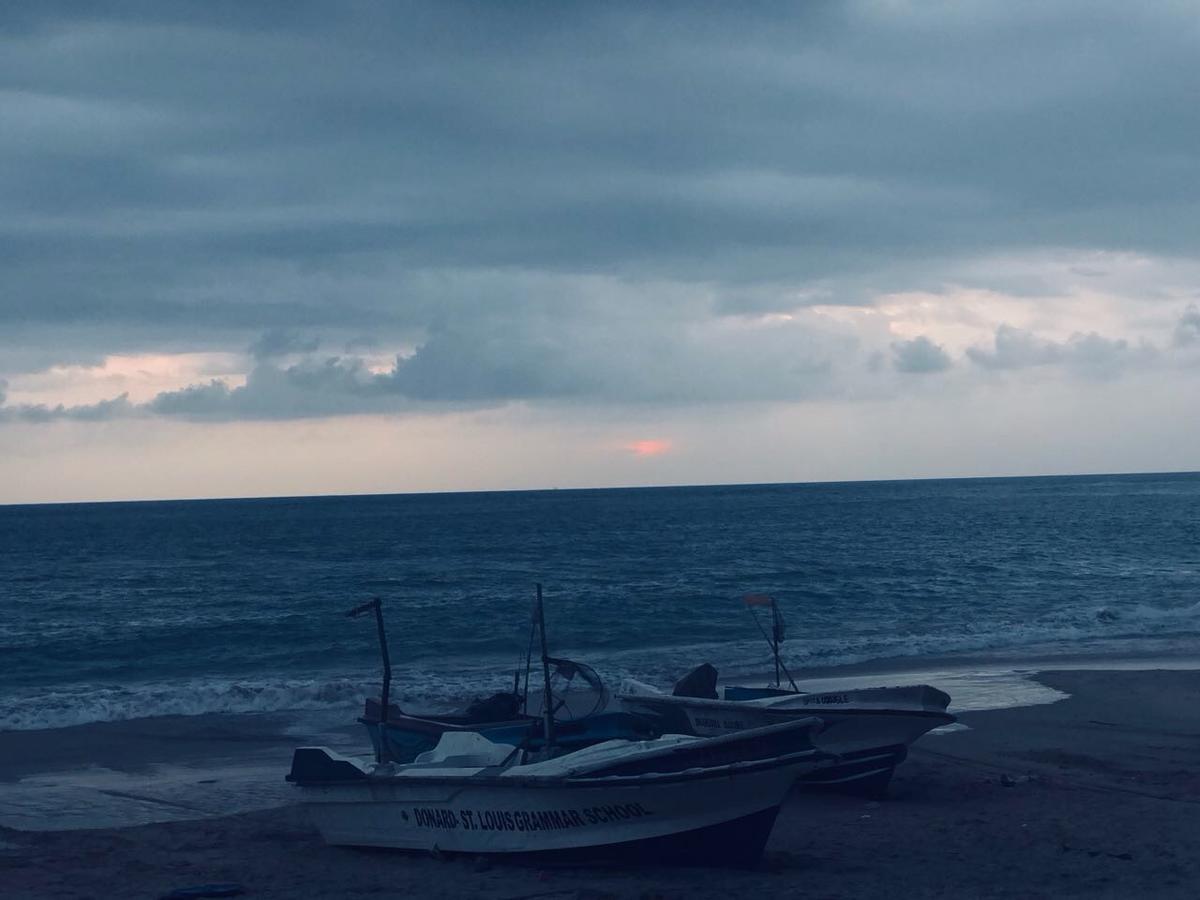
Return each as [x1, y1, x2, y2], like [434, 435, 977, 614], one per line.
[536, 583, 555, 753]
[747, 594, 800, 692]
[522, 603, 536, 714]
[348, 597, 392, 765]
[772, 601, 799, 692]
[772, 602, 781, 687]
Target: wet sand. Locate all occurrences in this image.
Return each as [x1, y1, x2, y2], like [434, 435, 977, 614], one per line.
[3, 668, 1199, 899]
[0, 712, 363, 833]
[0, 714, 303, 784]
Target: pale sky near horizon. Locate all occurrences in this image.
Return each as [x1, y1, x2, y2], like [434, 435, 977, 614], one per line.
[3, 2, 1200, 504]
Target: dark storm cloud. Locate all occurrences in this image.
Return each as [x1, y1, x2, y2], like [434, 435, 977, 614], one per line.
[142, 309, 850, 421]
[2, 2, 1199, 413]
[891, 337, 952, 374]
[966, 325, 1154, 376]
[967, 326, 1065, 370]
[1174, 305, 1200, 347]
[248, 329, 320, 360]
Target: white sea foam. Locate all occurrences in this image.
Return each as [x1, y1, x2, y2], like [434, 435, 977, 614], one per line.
[0, 662, 553, 732]
[0, 677, 370, 732]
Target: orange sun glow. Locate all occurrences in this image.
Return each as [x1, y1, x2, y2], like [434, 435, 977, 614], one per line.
[626, 439, 672, 457]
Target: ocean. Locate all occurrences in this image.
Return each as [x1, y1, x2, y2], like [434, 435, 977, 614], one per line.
[3, 472, 1198, 733]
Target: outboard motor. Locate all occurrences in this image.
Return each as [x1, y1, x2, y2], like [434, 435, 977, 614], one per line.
[672, 663, 719, 699]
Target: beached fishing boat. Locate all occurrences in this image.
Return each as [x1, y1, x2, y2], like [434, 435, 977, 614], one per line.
[354, 588, 661, 764]
[614, 595, 955, 794]
[309, 588, 829, 864]
[347, 588, 949, 797]
[359, 655, 658, 763]
[618, 675, 953, 793]
[287, 717, 827, 866]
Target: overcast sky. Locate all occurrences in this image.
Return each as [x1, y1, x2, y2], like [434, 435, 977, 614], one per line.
[3, 1, 1199, 503]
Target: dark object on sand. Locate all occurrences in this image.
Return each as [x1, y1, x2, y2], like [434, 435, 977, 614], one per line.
[159, 884, 245, 899]
[673, 663, 719, 699]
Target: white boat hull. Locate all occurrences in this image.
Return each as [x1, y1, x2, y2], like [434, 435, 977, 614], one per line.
[617, 684, 954, 794]
[299, 762, 799, 861]
[755, 685, 954, 753]
[289, 718, 826, 866]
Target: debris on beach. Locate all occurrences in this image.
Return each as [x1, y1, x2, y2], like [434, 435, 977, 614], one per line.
[159, 884, 245, 899]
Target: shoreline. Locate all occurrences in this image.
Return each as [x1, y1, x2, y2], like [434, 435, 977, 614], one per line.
[774, 643, 1200, 712]
[4, 646, 1200, 831]
[6, 635, 1198, 732]
[795, 642, 1200, 678]
[0, 712, 363, 832]
[3, 666, 1198, 898]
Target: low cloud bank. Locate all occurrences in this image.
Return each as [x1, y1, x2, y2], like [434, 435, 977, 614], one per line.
[966, 325, 1155, 376]
[0, 393, 135, 424]
[3, 304, 1197, 425]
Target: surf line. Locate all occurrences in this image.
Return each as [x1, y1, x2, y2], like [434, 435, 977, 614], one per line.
[412, 803, 654, 832]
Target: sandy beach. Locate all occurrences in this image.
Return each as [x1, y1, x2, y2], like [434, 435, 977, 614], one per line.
[3, 667, 1199, 899]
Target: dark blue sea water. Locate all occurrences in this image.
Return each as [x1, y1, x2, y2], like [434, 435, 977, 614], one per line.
[2, 473, 1198, 731]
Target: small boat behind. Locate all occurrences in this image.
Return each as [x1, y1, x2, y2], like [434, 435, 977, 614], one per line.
[354, 586, 662, 764]
[614, 590, 956, 796]
[287, 717, 827, 867]
[619, 672, 954, 795]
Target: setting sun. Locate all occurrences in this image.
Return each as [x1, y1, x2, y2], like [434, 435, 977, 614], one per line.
[626, 439, 672, 457]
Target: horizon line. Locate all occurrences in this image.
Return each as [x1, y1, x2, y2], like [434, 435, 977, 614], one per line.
[2, 467, 1197, 510]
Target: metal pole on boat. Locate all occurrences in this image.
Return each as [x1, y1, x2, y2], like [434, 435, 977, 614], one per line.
[773, 623, 780, 686]
[745, 593, 800, 693]
[536, 583, 555, 753]
[348, 597, 392, 764]
[772, 601, 799, 692]
[522, 603, 537, 714]
[772, 601, 782, 687]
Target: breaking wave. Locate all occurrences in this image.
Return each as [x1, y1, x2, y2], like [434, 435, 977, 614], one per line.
[0, 677, 371, 732]
[5, 599, 1197, 732]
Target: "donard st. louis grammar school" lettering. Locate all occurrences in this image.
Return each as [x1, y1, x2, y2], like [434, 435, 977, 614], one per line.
[411, 802, 652, 832]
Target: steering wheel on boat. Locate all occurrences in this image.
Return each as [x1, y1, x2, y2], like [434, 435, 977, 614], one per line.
[544, 658, 609, 721]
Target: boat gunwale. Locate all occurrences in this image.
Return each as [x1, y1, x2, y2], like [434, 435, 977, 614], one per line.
[619, 693, 956, 722]
[290, 746, 829, 791]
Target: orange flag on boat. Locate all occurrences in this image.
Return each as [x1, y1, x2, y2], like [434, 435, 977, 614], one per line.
[743, 593, 774, 607]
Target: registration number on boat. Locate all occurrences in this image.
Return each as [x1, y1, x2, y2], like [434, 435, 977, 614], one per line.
[692, 717, 747, 730]
[801, 694, 850, 705]
[410, 802, 653, 832]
